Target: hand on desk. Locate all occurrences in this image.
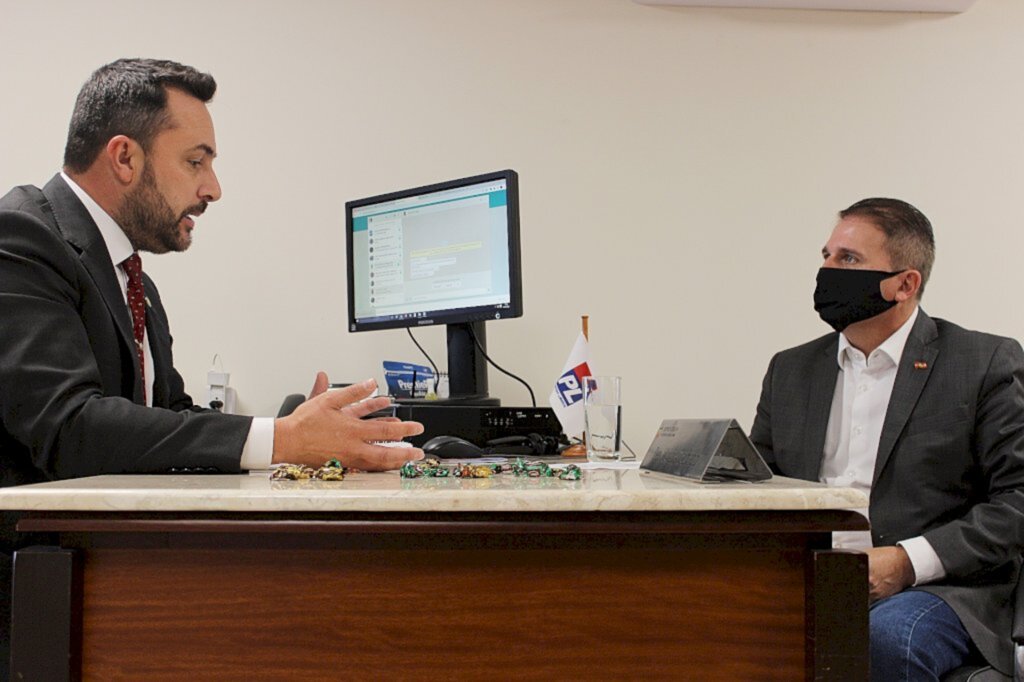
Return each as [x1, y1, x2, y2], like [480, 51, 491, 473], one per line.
[272, 373, 424, 470]
[866, 545, 916, 602]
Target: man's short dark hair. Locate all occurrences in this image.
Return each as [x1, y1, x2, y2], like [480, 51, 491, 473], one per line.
[840, 197, 936, 297]
[63, 58, 216, 173]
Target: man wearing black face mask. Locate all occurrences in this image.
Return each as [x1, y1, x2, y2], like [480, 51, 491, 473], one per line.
[750, 198, 1024, 681]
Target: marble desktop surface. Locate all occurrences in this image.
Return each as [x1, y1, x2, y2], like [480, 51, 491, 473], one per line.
[0, 466, 868, 513]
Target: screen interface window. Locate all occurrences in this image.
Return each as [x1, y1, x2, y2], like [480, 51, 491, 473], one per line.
[351, 179, 512, 325]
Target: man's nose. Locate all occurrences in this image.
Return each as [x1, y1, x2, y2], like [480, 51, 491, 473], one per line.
[201, 169, 222, 203]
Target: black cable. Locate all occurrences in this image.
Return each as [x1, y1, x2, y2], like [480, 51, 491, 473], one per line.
[467, 324, 536, 407]
[406, 328, 440, 393]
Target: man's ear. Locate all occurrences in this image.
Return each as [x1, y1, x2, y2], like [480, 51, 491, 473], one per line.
[103, 135, 144, 186]
[893, 269, 922, 302]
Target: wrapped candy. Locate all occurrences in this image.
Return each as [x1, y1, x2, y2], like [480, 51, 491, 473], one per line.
[270, 464, 315, 480]
[270, 458, 349, 481]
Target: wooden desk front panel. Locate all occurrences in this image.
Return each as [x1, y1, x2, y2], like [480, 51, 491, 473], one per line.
[79, 539, 805, 680]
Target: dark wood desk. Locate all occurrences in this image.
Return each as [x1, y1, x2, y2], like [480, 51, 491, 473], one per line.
[3, 472, 870, 680]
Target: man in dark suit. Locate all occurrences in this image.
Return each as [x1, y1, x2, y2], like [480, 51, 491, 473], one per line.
[0, 58, 425, 657]
[751, 198, 1024, 680]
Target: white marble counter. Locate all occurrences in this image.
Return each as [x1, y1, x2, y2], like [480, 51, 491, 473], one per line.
[0, 465, 868, 513]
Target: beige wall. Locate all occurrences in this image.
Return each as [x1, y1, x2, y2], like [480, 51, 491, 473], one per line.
[2, 0, 1022, 451]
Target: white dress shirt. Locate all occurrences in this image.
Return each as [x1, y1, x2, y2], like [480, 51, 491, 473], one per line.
[59, 173, 274, 470]
[822, 305, 945, 585]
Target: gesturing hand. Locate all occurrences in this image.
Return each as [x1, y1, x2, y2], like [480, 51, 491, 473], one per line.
[273, 376, 424, 470]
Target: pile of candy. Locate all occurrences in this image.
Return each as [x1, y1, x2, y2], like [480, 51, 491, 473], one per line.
[400, 457, 582, 481]
[270, 457, 583, 483]
[270, 458, 348, 481]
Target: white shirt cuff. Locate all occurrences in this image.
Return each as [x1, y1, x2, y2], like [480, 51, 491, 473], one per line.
[897, 536, 947, 586]
[239, 417, 275, 470]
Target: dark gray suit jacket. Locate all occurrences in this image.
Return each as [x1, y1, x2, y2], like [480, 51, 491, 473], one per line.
[0, 175, 252, 493]
[751, 310, 1024, 674]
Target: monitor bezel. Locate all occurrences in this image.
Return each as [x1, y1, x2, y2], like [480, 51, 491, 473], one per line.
[345, 169, 523, 334]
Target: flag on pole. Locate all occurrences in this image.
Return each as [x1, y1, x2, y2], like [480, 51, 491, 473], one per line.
[549, 332, 592, 437]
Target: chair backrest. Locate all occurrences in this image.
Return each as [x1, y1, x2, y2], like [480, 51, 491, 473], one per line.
[276, 393, 305, 418]
[1013, 562, 1023, 681]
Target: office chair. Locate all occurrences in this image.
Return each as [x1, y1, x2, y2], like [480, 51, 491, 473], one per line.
[277, 393, 305, 418]
[941, 566, 1024, 682]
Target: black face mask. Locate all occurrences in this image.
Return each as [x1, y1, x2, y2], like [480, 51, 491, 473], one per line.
[813, 267, 903, 332]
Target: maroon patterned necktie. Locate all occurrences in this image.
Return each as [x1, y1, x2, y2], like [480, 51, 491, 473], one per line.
[121, 253, 146, 403]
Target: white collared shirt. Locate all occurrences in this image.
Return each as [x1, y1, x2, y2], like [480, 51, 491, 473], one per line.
[822, 306, 945, 585]
[58, 173, 273, 470]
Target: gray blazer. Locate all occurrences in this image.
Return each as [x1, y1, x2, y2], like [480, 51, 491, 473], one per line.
[751, 310, 1024, 675]
[0, 175, 252, 492]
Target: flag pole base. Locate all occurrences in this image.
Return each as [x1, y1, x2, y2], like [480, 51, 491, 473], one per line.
[561, 444, 587, 458]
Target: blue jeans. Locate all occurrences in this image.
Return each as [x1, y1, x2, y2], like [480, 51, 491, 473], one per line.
[870, 590, 976, 681]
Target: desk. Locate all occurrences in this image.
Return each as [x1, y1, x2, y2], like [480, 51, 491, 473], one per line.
[1, 469, 869, 680]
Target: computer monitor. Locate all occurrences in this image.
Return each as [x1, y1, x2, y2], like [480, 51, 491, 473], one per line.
[346, 169, 522, 403]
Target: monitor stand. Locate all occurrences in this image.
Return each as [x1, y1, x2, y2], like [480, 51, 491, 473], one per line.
[394, 320, 500, 406]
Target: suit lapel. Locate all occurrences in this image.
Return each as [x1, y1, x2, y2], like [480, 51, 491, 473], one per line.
[803, 338, 840, 480]
[872, 311, 939, 486]
[41, 175, 144, 400]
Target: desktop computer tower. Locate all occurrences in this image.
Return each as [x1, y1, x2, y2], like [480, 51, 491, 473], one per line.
[391, 404, 563, 448]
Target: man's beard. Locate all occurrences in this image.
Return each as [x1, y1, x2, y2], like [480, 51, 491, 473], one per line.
[115, 166, 206, 254]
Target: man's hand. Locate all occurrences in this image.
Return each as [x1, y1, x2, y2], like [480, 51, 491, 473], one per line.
[866, 546, 916, 602]
[272, 376, 424, 470]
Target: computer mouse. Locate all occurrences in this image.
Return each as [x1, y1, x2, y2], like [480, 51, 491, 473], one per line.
[422, 435, 485, 459]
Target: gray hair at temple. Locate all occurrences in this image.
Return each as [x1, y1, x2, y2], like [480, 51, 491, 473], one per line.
[63, 58, 217, 173]
[840, 197, 936, 298]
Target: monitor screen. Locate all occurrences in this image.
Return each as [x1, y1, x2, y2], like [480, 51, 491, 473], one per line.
[346, 170, 522, 333]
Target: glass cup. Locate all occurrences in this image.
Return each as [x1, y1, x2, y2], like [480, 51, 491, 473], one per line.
[583, 376, 622, 461]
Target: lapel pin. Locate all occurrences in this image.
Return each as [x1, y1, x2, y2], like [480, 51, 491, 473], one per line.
[914, 361, 928, 370]
[145, 296, 152, 307]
